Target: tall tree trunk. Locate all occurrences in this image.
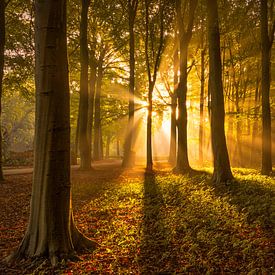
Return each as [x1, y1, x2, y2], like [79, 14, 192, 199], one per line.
[0, 0, 5, 181]
[144, 0, 165, 171]
[206, 0, 233, 183]
[174, 0, 197, 173]
[73, 115, 80, 165]
[169, 32, 178, 165]
[87, 54, 96, 161]
[122, 0, 138, 168]
[199, 47, 205, 165]
[146, 82, 153, 170]
[261, 0, 273, 175]
[78, 0, 91, 169]
[9, 0, 96, 265]
[93, 57, 103, 161]
[176, 46, 190, 171]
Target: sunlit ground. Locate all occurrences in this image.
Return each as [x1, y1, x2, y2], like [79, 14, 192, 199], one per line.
[64, 164, 275, 274]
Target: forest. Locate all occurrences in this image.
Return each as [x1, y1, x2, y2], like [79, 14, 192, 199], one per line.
[0, 0, 274, 274]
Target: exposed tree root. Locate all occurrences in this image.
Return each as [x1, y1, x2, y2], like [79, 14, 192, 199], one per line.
[172, 166, 194, 175]
[211, 171, 234, 185]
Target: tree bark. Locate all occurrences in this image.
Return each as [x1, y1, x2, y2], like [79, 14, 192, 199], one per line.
[144, 0, 165, 171]
[0, 0, 5, 181]
[169, 32, 178, 165]
[105, 134, 110, 159]
[206, 0, 233, 183]
[199, 48, 205, 165]
[87, 52, 96, 162]
[122, 0, 138, 168]
[93, 54, 103, 161]
[261, 0, 273, 175]
[174, 0, 197, 173]
[146, 82, 153, 170]
[78, 0, 91, 169]
[9, 0, 96, 265]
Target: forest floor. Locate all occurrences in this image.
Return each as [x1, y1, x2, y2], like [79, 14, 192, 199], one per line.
[0, 161, 274, 274]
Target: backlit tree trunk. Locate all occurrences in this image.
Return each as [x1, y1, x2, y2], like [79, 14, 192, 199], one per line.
[206, 0, 233, 183]
[10, 0, 96, 265]
[78, 0, 91, 169]
[87, 51, 97, 161]
[122, 0, 138, 168]
[199, 21, 206, 165]
[0, 0, 5, 181]
[261, 0, 273, 175]
[174, 0, 197, 173]
[169, 32, 178, 165]
[93, 54, 104, 161]
[144, 0, 165, 171]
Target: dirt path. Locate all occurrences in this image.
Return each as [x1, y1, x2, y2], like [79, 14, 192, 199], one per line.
[2, 159, 123, 175]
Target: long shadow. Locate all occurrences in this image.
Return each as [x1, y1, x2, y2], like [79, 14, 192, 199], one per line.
[209, 175, 275, 235]
[138, 171, 179, 274]
[71, 165, 123, 211]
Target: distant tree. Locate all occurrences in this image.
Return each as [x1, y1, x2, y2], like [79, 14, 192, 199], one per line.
[9, 0, 96, 265]
[206, 0, 233, 183]
[78, 0, 92, 169]
[93, 45, 106, 161]
[0, 0, 5, 181]
[174, 0, 197, 173]
[260, 0, 274, 175]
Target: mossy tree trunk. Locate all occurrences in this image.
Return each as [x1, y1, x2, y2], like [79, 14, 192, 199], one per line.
[9, 0, 96, 265]
[206, 0, 233, 183]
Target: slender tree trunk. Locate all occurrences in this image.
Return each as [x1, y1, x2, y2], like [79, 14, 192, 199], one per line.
[78, 0, 91, 169]
[117, 138, 120, 157]
[93, 59, 103, 161]
[169, 33, 178, 165]
[206, 0, 233, 183]
[261, 0, 273, 175]
[146, 82, 153, 170]
[199, 47, 205, 165]
[174, 0, 197, 173]
[9, 0, 96, 265]
[176, 46, 190, 171]
[250, 79, 260, 167]
[73, 115, 80, 165]
[169, 94, 177, 165]
[87, 54, 96, 161]
[122, 1, 138, 168]
[144, 0, 165, 171]
[105, 134, 110, 159]
[0, 0, 5, 181]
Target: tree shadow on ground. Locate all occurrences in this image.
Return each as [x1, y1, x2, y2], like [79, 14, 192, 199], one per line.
[72, 166, 123, 211]
[138, 171, 179, 274]
[209, 175, 275, 235]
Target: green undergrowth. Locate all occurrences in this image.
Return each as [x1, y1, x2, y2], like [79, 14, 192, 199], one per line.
[65, 168, 274, 274]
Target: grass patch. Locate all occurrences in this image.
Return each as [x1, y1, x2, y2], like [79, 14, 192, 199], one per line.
[65, 167, 275, 274]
